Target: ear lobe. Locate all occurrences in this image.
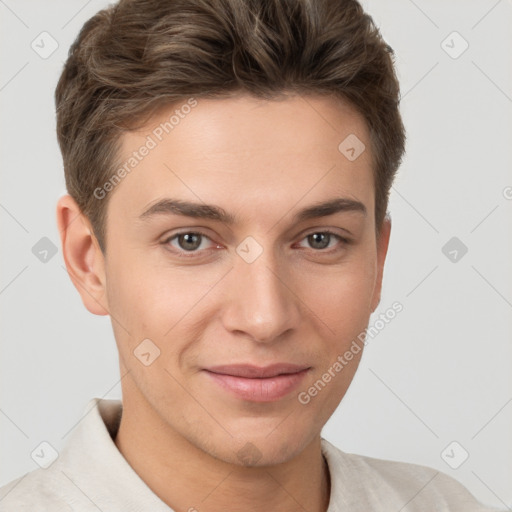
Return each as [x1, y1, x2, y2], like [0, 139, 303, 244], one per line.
[370, 216, 392, 313]
[56, 194, 109, 316]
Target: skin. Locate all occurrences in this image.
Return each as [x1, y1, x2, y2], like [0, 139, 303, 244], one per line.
[56, 93, 391, 512]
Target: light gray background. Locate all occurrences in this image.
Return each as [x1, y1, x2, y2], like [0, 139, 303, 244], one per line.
[1, 0, 511, 508]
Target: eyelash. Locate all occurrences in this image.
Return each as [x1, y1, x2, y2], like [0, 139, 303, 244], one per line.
[161, 229, 350, 259]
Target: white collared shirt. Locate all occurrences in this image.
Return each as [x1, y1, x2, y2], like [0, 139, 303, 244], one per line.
[0, 398, 502, 511]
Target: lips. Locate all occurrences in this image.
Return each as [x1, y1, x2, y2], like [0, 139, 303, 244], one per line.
[206, 363, 310, 378]
[203, 363, 311, 402]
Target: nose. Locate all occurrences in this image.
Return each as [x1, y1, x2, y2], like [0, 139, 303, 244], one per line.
[220, 244, 301, 344]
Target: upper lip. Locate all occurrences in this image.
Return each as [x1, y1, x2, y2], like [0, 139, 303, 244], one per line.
[204, 363, 310, 379]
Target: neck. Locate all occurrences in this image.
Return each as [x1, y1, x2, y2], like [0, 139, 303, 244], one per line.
[114, 391, 331, 512]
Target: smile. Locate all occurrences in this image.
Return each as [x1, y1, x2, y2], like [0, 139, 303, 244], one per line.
[203, 364, 311, 402]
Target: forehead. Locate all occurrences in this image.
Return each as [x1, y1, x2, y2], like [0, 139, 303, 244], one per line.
[107, 93, 374, 226]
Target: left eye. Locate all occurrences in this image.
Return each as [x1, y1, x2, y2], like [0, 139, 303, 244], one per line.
[296, 231, 346, 251]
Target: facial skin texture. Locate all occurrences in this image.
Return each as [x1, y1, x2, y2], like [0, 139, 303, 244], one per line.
[56, 93, 391, 512]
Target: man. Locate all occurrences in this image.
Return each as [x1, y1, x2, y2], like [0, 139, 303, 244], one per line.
[0, 0, 502, 510]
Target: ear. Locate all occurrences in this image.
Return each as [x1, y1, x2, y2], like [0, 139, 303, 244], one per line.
[370, 215, 391, 313]
[56, 194, 109, 316]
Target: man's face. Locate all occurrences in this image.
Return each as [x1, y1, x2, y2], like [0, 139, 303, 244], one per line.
[96, 93, 389, 465]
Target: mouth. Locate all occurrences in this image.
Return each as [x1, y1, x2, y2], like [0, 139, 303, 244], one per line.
[203, 363, 311, 402]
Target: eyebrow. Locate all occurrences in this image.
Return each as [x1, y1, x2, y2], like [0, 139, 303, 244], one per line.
[138, 197, 367, 225]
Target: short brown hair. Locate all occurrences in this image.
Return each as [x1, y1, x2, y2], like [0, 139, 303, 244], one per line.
[55, 0, 405, 254]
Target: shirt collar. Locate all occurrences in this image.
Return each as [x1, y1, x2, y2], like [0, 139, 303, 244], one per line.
[59, 397, 173, 511]
[61, 397, 347, 511]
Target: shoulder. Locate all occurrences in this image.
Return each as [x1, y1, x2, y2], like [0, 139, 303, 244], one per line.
[0, 469, 76, 511]
[321, 438, 503, 511]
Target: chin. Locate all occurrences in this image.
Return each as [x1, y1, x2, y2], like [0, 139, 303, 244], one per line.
[232, 429, 316, 468]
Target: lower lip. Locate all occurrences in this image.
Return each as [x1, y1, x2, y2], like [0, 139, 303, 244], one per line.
[204, 369, 310, 402]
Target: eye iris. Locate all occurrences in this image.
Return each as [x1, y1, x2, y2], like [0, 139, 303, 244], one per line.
[179, 233, 201, 251]
[308, 232, 330, 250]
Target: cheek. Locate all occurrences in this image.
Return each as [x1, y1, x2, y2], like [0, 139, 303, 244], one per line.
[302, 258, 377, 335]
[104, 256, 169, 359]
[106, 253, 193, 323]
[105, 257, 221, 361]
